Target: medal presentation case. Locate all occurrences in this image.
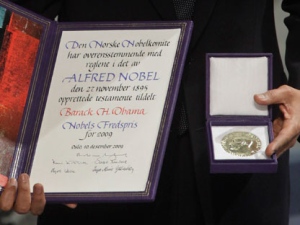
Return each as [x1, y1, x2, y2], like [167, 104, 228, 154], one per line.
[0, 0, 193, 202]
[206, 53, 277, 173]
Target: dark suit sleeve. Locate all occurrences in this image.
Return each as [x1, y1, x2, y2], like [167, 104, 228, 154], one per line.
[282, 0, 300, 89]
[13, 0, 62, 19]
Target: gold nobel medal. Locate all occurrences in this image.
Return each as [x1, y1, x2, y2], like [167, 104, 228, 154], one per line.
[221, 131, 262, 157]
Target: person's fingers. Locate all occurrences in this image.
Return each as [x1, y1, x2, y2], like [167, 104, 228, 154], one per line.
[266, 132, 297, 157]
[65, 203, 78, 209]
[0, 178, 18, 211]
[272, 117, 283, 138]
[266, 118, 298, 157]
[30, 183, 46, 215]
[14, 173, 31, 214]
[254, 85, 292, 105]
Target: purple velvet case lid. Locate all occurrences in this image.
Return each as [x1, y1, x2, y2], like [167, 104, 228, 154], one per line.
[205, 53, 277, 173]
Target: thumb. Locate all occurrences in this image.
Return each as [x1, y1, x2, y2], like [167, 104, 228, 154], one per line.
[254, 85, 290, 105]
[254, 92, 270, 105]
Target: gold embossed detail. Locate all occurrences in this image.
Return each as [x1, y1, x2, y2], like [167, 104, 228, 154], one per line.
[221, 131, 262, 157]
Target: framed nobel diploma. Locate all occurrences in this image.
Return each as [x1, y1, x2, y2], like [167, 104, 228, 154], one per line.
[206, 53, 277, 173]
[0, 0, 193, 202]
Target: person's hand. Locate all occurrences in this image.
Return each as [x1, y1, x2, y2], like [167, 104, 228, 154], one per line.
[0, 173, 46, 215]
[254, 85, 300, 157]
[0, 173, 78, 215]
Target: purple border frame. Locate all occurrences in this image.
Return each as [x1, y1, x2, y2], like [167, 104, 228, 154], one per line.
[1, 0, 194, 202]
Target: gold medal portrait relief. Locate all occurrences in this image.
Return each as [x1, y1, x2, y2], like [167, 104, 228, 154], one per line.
[221, 131, 262, 157]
